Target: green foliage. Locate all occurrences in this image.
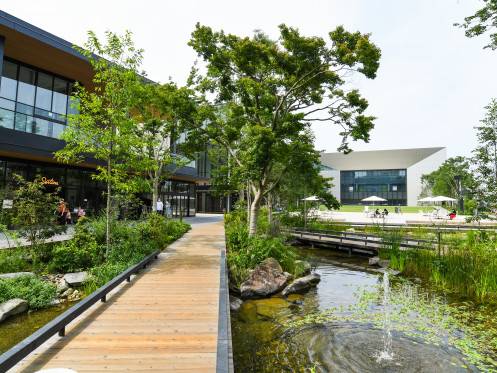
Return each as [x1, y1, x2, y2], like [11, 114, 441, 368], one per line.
[9, 175, 66, 262]
[225, 210, 298, 286]
[471, 99, 497, 220]
[188, 23, 380, 235]
[421, 156, 476, 213]
[0, 275, 56, 310]
[457, 0, 497, 50]
[0, 249, 31, 273]
[383, 230, 497, 303]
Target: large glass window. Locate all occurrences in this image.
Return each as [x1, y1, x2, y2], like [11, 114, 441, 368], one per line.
[52, 78, 68, 114]
[0, 58, 77, 139]
[35, 72, 53, 111]
[0, 61, 18, 101]
[340, 169, 407, 205]
[0, 108, 14, 129]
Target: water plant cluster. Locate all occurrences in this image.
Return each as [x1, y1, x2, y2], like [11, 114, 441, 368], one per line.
[287, 279, 497, 371]
[379, 229, 497, 303]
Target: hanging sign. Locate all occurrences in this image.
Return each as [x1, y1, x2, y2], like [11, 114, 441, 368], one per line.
[40, 177, 59, 186]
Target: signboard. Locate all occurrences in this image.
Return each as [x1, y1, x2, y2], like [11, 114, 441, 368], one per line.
[40, 177, 59, 186]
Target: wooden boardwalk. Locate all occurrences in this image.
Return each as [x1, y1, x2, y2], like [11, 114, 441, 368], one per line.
[11, 218, 226, 372]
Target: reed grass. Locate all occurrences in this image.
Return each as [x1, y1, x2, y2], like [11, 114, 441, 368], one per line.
[381, 229, 497, 303]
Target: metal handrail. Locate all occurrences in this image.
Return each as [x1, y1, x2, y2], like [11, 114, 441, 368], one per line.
[0, 249, 160, 372]
[311, 221, 497, 232]
[284, 228, 436, 250]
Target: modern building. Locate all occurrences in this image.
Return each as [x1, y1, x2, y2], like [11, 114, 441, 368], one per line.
[0, 10, 202, 216]
[320, 147, 446, 206]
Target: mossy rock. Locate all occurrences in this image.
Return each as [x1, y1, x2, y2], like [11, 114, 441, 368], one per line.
[287, 294, 304, 303]
[238, 301, 258, 323]
[253, 297, 292, 318]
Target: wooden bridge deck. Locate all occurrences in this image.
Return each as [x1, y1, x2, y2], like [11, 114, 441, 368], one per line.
[11, 219, 226, 372]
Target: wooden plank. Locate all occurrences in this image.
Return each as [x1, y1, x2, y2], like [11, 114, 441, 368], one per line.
[10, 220, 225, 372]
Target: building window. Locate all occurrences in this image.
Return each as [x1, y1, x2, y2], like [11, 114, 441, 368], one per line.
[0, 60, 18, 101]
[35, 72, 53, 111]
[0, 108, 14, 129]
[348, 186, 354, 192]
[17, 66, 36, 106]
[391, 185, 398, 191]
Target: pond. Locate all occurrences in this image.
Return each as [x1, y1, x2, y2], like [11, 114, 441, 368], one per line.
[231, 248, 497, 372]
[0, 302, 73, 354]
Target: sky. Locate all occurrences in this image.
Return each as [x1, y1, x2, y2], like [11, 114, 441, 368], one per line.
[2, 0, 496, 158]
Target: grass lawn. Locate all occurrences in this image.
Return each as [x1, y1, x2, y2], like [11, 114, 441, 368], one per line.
[319, 205, 435, 213]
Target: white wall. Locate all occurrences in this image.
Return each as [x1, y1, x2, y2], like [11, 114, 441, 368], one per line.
[406, 148, 446, 205]
[320, 169, 341, 202]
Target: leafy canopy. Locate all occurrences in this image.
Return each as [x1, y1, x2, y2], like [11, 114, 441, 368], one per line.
[457, 0, 497, 50]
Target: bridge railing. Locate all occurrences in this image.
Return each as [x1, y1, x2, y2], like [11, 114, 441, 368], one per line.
[284, 227, 437, 251]
[0, 249, 160, 372]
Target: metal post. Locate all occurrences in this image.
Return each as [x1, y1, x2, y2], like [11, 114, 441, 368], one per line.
[101, 295, 106, 303]
[58, 327, 65, 337]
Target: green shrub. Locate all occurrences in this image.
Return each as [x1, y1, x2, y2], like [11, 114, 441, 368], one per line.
[0, 275, 56, 309]
[225, 210, 298, 287]
[0, 249, 31, 273]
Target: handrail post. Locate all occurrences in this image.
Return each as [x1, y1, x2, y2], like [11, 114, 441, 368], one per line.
[58, 327, 65, 337]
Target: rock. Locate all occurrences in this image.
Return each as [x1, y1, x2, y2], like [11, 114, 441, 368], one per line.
[240, 258, 291, 299]
[0, 298, 28, 322]
[230, 296, 243, 312]
[68, 290, 82, 302]
[50, 299, 61, 306]
[239, 302, 258, 322]
[287, 293, 304, 304]
[57, 281, 69, 294]
[368, 256, 380, 266]
[253, 297, 292, 318]
[64, 272, 88, 287]
[378, 259, 390, 268]
[346, 228, 356, 232]
[0, 272, 35, 280]
[282, 273, 321, 296]
[294, 260, 311, 276]
[60, 288, 74, 299]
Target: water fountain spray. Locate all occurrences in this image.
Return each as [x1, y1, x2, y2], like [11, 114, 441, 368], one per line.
[376, 270, 394, 362]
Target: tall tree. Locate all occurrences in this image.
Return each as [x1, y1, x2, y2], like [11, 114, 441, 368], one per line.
[472, 99, 497, 217]
[132, 82, 196, 212]
[56, 31, 143, 254]
[421, 156, 476, 200]
[457, 0, 497, 50]
[188, 24, 381, 236]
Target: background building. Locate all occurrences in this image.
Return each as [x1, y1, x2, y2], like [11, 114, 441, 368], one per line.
[0, 10, 201, 216]
[320, 147, 446, 206]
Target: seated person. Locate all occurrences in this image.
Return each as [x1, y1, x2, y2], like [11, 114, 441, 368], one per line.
[383, 208, 389, 217]
[375, 208, 381, 217]
[449, 209, 457, 220]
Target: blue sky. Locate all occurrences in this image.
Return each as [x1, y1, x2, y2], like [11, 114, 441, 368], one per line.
[3, 0, 497, 157]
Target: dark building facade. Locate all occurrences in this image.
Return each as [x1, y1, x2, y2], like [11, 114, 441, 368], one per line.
[0, 11, 200, 217]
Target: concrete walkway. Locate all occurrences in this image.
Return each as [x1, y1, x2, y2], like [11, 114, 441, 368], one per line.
[11, 214, 225, 372]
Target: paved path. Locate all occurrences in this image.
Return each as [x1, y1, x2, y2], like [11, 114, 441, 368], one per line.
[11, 215, 225, 372]
[0, 227, 74, 249]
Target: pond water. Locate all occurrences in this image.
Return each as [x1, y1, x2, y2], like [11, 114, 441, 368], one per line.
[0, 302, 73, 354]
[231, 248, 497, 372]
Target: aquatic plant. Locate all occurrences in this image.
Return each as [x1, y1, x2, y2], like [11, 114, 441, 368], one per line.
[287, 280, 497, 371]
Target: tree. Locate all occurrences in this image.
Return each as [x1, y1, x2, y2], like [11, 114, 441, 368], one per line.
[472, 99, 497, 217]
[56, 31, 143, 254]
[457, 0, 497, 50]
[188, 24, 381, 236]
[131, 82, 196, 212]
[421, 156, 476, 203]
[10, 175, 65, 263]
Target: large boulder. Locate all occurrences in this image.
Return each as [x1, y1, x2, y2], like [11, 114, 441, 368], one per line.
[282, 273, 321, 296]
[0, 272, 35, 280]
[368, 256, 380, 266]
[64, 272, 88, 287]
[240, 258, 291, 299]
[0, 298, 28, 322]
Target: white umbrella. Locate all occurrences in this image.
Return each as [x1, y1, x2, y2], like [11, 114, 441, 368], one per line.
[432, 196, 457, 202]
[301, 195, 321, 201]
[361, 196, 387, 202]
[418, 196, 435, 203]
[361, 195, 387, 207]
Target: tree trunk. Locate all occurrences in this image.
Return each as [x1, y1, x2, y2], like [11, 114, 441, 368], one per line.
[152, 177, 159, 212]
[248, 189, 262, 237]
[246, 184, 251, 225]
[105, 157, 111, 258]
[267, 192, 273, 234]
